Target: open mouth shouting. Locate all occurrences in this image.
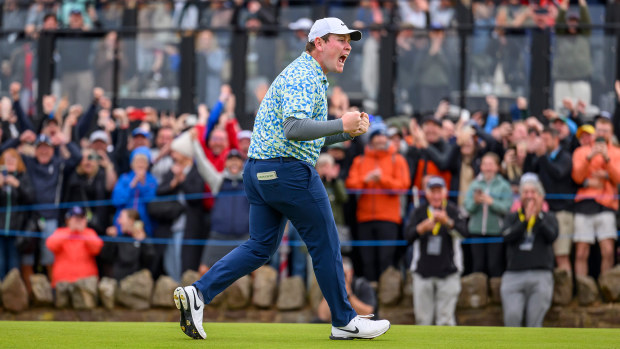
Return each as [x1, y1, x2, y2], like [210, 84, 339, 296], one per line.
[338, 54, 348, 66]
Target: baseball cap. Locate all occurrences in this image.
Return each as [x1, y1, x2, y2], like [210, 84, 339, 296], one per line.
[65, 206, 85, 219]
[227, 149, 243, 160]
[89, 130, 109, 144]
[42, 118, 59, 128]
[551, 116, 568, 124]
[594, 111, 612, 122]
[426, 176, 446, 189]
[132, 128, 151, 139]
[289, 18, 313, 31]
[308, 17, 362, 43]
[576, 124, 595, 139]
[237, 130, 252, 141]
[35, 134, 53, 147]
[368, 122, 387, 139]
[69, 8, 82, 15]
[422, 115, 442, 127]
[387, 126, 401, 138]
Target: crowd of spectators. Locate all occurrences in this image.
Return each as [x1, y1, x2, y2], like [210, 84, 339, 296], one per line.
[2, 0, 618, 117]
[0, 0, 619, 328]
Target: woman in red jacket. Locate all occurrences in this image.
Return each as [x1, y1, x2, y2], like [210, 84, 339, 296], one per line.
[46, 207, 103, 287]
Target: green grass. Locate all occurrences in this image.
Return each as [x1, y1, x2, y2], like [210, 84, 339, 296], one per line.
[0, 321, 618, 348]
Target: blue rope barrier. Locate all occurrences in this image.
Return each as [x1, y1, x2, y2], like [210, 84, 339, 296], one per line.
[1, 188, 619, 214]
[2, 229, 619, 247]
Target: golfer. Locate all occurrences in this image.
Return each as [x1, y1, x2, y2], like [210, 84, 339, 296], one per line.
[174, 17, 390, 340]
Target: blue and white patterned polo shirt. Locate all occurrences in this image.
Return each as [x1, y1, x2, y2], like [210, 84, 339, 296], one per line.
[247, 52, 329, 166]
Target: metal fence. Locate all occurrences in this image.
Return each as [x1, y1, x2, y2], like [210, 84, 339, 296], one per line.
[0, 1, 618, 130]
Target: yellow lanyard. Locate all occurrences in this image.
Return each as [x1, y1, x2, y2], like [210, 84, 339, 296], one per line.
[517, 209, 536, 234]
[427, 201, 447, 236]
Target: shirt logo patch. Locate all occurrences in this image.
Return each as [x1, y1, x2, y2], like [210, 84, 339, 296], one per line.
[257, 171, 278, 181]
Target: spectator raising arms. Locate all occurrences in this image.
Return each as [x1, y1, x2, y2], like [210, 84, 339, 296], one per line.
[571, 117, 620, 277]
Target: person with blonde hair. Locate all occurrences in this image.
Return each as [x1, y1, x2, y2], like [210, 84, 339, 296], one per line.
[465, 152, 513, 278]
[0, 148, 34, 281]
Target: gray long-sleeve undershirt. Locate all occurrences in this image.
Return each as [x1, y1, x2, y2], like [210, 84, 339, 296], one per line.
[282, 117, 353, 146]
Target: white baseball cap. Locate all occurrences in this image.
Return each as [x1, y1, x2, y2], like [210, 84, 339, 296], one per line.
[307, 17, 362, 43]
[289, 18, 313, 31]
[89, 130, 110, 144]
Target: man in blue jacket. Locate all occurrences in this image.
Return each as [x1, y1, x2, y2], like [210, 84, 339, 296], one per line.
[111, 146, 157, 237]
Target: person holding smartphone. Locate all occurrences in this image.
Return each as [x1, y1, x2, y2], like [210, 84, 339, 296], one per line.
[99, 208, 155, 281]
[46, 207, 103, 287]
[465, 152, 513, 278]
[571, 116, 620, 278]
[0, 149, 34, 281]
[63, 149, 117, 236]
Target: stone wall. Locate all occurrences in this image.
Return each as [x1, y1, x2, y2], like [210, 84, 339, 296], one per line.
[1, 266, 619, 328]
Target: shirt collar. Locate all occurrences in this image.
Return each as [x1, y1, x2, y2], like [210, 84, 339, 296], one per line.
[549, 146, 561, 160]
[302, 52, 328, 84]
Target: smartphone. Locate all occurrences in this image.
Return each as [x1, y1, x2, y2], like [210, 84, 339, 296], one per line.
[0, 166, 7, 177]
[134, 220, 144, 231]
[595, 136, 606, 143]
[460, 109, 470, 122]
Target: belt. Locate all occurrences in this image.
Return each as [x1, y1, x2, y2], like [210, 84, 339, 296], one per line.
[249, 157, 299, 163]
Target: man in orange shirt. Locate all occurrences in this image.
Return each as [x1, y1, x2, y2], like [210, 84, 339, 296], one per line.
[346, 125, 410, 282]
[46, 207, 103, 287]
[571, 116, 620, 277]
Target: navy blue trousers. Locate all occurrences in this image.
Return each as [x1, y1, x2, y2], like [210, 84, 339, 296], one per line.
[194, 158, 356, 326]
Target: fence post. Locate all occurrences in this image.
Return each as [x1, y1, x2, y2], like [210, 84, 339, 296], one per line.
[458, 31, 468, 111]
[36, 31, 55, 122]
[529, 27, 552, 119]
[378, 27, 396, 118]
[177, 32, 196, 114]
[231, 28, 248, 129]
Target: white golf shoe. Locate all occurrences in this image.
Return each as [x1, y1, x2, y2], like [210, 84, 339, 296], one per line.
[330, 315, 391, 340]
[173, 286, 206, 339]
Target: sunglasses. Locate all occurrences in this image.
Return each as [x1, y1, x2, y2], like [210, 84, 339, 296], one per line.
[87, 154, 102, 161]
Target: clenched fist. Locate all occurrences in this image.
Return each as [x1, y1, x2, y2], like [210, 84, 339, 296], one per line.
[342, 111, 370, 137]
